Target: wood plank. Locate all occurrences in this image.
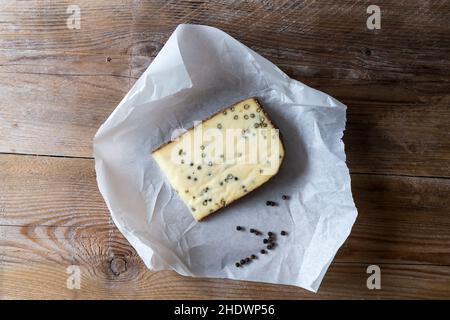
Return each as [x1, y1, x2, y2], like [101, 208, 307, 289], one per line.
[1, 59, 449, 175]
[0, 0, 134, 54]
[0, 50, 131, 77]
[129, 1, 450, 80]
[1, 259, 449, 299]
[1, 154, 449, 268]
[0, 71, 130, 157]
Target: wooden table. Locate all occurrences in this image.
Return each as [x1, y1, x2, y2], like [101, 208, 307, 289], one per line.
[1, 1, 449, 300]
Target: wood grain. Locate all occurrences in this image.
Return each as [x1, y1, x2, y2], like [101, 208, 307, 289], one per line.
[2, 260, 449, 300]
[1, 0, 450, 299]
[1, 154, 449, 299]
[0, 0, 135, 54]
[1, 1, 449, 176]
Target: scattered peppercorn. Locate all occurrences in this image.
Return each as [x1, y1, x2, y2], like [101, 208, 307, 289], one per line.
[194, 177, 198, 181]
[281, 230, 287, 236]
[240, 259, 245, 265]
[217, 124, 222, 129]
[244, 104, 250, 109]
[251, 254, 257, 259]
[263, 239, 269, 244]
[250, 228, 255, 233]
[233, 115, 239, 120]
[244, 114, 249, 120]
[235, 262, 240, 267]
[260, 249, 266, 254]
[245, 257, 250, 263]
[267, 244, 273, 250]
[197, 166, 202, 170]
[282, 195, 290, 200]
[268, 232, 274, 237]
[250, 113, 255, 118]
[236, 226, 243, 231]
[187, 176, 191, 179]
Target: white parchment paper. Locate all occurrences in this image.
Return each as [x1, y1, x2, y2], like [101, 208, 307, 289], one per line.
[93, 24, 358, 292]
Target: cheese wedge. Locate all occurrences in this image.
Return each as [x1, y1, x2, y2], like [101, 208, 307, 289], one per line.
[152, 98, 284, 221]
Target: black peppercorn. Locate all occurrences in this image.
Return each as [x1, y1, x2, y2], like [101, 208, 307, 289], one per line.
[245, 257, 250, 263]
[235, 262, 240, 267]
[282, 195, 290, 200]
[260, 249, 266, 254]
[267, 244, 273, 250]
[263, 239, 268, 244]
[250, 228, 255, 233]
[251, 254, 256, 259]
[240, 259, 245, 265]
[268, 232, 273, 237]
[281, 230, 287, 236]
[236, 226, 243, 231]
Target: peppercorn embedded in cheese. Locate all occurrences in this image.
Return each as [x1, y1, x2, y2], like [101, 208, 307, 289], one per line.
[152, 98, 284, 221]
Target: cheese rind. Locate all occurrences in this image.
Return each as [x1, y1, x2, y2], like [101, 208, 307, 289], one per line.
[152, 98, 284, 221]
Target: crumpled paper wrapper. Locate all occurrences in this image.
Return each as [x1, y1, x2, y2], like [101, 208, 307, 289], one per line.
[93, 24, 358, 292]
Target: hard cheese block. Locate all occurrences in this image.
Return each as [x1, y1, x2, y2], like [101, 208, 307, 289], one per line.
[152, 98, 284, 221]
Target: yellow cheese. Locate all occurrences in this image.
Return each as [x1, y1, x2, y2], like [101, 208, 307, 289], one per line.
[152, 98, 284, 221]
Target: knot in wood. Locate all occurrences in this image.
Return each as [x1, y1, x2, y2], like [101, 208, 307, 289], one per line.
[109, 257, 127, 276]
